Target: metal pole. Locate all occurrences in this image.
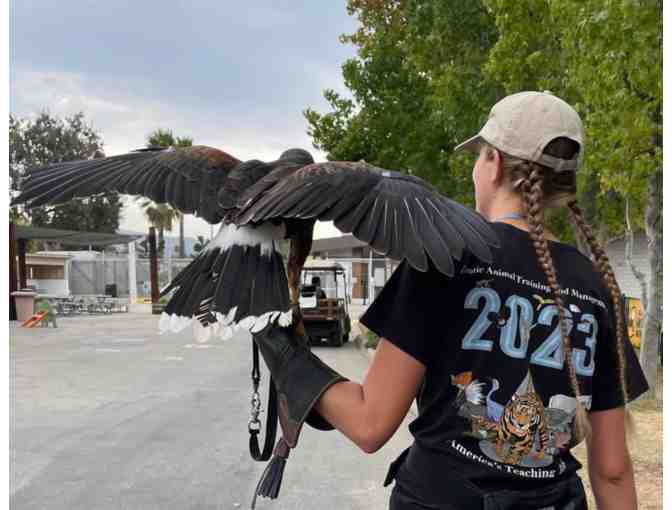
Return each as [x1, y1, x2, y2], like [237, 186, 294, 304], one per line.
[101, 249, 105, 295]
[64, 258, 71, 296]
[368, 248, 374, 304]
[148, 227, 160, 304]
[128, 241, 137, 304]
[9, 222, 17, 320]
[167, 246, 172, 282]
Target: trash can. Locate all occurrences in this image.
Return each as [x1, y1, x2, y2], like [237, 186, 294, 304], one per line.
[105, 284, 118, 298]
[11, 290, 38, 322]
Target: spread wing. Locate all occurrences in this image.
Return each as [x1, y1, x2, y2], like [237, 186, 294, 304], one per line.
[235, 161, 499, 276]
[13, 146, 243, 224]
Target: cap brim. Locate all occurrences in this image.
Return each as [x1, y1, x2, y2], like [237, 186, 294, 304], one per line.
[454, 134, 483, 153]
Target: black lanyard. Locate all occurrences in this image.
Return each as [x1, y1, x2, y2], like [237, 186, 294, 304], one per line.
[248, 341, 278, 461]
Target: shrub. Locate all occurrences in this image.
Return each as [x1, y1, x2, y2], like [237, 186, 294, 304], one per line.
[365, 330, 379, 349]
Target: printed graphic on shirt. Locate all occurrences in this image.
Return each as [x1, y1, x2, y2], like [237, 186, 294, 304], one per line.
[460, 278, 600, 376]
[461, 264, 608, 311]
[445, 266, 598, 474]
[451, 371, 591, 469]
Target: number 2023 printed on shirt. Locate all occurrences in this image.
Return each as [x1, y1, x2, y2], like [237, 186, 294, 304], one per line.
[461, 287, 596, 376]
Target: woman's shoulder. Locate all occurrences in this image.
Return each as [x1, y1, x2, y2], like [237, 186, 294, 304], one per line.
[487, 221, 613, 306]
[488, 222, 594, 264]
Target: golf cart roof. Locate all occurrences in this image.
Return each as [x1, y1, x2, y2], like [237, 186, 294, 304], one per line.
[302, 260, 346, 273]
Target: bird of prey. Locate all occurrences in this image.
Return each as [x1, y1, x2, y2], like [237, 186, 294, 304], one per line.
[13, 145, 499, 341]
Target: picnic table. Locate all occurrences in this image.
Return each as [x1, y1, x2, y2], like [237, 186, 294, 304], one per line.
[36, 295, 129, 316]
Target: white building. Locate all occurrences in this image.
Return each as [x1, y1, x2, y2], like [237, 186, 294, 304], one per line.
[604, 231, 655, 300]
[25, 253, 72, 297]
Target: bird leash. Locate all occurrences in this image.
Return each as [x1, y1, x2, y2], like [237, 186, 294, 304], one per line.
[248, 341, 278, 461]
[249, 339, 293, 509]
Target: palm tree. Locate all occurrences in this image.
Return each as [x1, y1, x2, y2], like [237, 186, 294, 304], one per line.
[145, 128, 193, 257]
[140, 200, 180, 256]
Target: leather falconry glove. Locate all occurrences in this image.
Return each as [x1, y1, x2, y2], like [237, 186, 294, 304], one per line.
[250, 324, 348, 508]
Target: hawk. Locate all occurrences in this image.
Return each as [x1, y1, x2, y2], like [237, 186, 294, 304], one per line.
[13, 146, 499, 340]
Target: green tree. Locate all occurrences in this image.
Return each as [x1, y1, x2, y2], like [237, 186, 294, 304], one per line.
[138, 200, 180, 257]
[564, 0, 661, 398]
[310, 0, 661, 396]
[9, 112, 122, 248]
[484, 0, 662, 397]
[304, 1, 502, 206]
[141, 128, 193, 257]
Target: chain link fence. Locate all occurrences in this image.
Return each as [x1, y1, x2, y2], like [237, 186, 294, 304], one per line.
[70, 256, 194, 299]
[68, 255, 397, 304]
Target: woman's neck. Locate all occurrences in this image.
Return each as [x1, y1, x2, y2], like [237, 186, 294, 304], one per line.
[481, 195, 525, 223]
[482, 195, 560, 242]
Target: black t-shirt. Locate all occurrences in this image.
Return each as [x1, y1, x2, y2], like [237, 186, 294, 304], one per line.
[359, 222, 648, 490]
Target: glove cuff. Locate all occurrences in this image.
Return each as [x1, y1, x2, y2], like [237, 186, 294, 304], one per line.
[302, 351, 348, 430]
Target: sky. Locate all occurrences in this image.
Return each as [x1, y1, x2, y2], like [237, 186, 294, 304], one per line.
[10, 1, 360, 240]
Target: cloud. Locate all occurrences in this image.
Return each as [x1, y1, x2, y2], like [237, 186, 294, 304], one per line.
[12, 66, 327, 159]
[10, 1, 359, 240]
[11, 67, 346, 239]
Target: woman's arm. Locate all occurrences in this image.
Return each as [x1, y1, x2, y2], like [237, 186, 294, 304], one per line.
[314, 337, 426, 453]
[587, 407, 638, 510]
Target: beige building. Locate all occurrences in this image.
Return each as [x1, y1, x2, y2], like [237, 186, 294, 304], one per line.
[309, 235, 395, 305]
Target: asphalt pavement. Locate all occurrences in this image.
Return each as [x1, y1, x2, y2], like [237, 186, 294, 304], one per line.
[10, 313, 414, 510]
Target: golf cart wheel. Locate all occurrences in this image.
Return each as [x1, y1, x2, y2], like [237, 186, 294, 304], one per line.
[343, 316, 351, 343]
[329, 332, 344, 347]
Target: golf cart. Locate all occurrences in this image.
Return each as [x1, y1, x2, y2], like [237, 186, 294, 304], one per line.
[299, 262, 352, 347]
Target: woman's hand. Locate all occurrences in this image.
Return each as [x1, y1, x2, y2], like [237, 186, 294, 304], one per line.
[315, 338, 426, 453]
[587, 407, 638, 509]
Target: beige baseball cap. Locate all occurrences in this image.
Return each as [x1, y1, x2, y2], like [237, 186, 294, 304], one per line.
[455, 91, 584, 172]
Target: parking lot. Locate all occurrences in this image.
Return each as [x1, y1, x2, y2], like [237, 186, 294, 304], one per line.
[10, 313, 413, 510]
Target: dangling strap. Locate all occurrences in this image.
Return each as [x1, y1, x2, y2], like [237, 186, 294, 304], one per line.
[250, 437, 290, 509]
[248, 341, 278, 462]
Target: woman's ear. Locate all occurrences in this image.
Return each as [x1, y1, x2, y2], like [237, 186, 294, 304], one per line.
[488, 149, 504, 187]
[489, 149, 505, 185]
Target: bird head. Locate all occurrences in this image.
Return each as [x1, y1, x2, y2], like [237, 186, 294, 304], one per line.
[279, 148, 314, 166]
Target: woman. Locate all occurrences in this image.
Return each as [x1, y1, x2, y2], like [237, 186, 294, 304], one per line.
[255, 91, 648, 509]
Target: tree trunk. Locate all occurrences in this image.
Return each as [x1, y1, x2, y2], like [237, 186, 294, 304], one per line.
[148, 227, 160, 305]
[17, 239, 28, 289]
[638, 169, 662, 399]
[158, 227, 165, 257]
[179, 214, 185, 258]
[9, 222, 17, 320]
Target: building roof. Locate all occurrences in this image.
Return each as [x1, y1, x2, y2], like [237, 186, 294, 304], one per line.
[302, 259, 346, 272]
[15, 225, 143, 247]
[311, 234, 368, 253]
[26, 253, 72, 266]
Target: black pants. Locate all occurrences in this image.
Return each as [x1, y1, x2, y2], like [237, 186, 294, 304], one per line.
[386, 443, 588, 510]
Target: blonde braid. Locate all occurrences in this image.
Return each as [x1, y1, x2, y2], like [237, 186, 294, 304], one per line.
[568, 200, 635, 439]
[520, 165, 592, 442]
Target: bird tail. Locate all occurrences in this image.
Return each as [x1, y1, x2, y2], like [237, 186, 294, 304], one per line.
[158, 222, 292, 341]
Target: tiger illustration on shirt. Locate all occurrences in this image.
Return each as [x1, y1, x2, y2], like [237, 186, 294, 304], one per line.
[471, 389, 550, 464]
